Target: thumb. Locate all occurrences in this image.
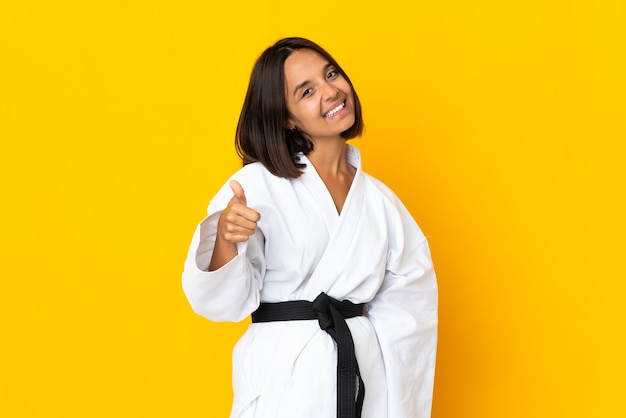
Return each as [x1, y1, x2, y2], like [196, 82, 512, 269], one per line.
[229, 180, 247, 205]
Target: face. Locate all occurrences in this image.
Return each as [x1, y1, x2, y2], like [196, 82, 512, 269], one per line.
[283, 49, 355, 143]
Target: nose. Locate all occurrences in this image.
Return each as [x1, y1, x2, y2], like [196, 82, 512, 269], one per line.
[321, 80, 339, 101]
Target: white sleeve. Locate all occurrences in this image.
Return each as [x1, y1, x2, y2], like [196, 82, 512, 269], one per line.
[181, 190, 266, 323]
[367, 205, 438, 417]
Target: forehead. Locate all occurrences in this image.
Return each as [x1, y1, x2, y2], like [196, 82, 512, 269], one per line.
[283, 49, 331, 85]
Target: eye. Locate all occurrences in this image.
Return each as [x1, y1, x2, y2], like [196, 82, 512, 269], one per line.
[301, 88, 313, 98]
[326, 70, 338, 79]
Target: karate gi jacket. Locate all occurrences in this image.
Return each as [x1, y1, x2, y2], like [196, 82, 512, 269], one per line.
[183, 145, 438, 418]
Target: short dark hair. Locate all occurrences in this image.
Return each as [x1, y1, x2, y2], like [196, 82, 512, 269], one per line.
[235, 37, 364, 178]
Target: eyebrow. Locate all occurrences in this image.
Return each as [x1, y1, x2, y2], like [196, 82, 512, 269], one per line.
[293, 62, 334, 96]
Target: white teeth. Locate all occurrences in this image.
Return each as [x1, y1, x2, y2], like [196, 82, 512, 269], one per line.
[324, 102, 345, 118]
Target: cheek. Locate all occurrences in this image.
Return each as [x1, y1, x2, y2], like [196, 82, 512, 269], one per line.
[338, 78, 353, 93]
[296, 102, 319, 120]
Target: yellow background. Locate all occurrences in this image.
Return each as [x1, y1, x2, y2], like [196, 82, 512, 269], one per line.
[1, 0, 624, 417]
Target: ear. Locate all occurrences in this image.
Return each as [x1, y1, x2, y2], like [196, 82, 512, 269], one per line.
[284, 117, 297, 131]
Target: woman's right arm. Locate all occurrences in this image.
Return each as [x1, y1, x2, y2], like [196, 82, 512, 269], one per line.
[182, 180, 265, 322]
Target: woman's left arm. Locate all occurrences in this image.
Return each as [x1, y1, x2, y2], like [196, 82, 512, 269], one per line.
[366, 198, 438, 417]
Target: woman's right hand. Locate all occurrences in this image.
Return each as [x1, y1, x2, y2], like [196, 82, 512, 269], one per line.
[208, 180, 260, 271]
[217, 180, 261, 242]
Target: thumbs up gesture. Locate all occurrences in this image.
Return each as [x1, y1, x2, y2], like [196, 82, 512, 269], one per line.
[208, 180, 261, 271]
[217, 180, 261, 243]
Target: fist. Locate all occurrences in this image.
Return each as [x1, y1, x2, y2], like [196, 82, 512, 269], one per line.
[217, 180, 261, 243]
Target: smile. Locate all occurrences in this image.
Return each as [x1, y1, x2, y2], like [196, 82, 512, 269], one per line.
[324, 102, 345, 118]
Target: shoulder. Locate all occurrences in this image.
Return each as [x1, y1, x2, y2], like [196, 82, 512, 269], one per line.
[207, 162, 287, 214]
[362, 172, 428, 246]
[231, 161, 270, 179]
[362, 172, 403, 206]
[232, 162, 290, 194]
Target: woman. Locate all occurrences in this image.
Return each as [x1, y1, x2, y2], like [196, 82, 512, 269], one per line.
[182, 37, 438, 418]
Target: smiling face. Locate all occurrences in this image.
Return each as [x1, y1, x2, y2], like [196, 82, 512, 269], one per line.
[284, 48, 356, 143]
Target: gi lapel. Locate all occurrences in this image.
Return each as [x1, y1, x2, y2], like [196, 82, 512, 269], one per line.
[298, 145, 366, 297]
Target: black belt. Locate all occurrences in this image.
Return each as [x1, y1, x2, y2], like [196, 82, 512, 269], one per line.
[251, 292, 365, 418]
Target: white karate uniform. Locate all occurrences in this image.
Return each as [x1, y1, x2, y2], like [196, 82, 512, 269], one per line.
[182, 145, 438, 418]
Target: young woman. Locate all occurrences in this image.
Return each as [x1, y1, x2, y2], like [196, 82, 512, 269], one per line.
[182, 37, 438, 418]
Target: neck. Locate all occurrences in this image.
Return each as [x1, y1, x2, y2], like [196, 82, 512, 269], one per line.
[307, 139, 351, 176]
